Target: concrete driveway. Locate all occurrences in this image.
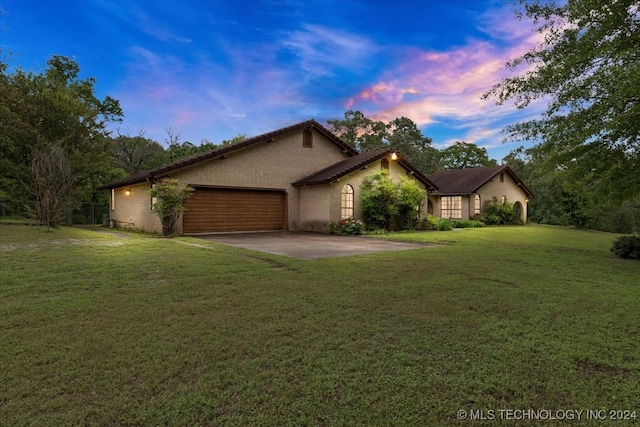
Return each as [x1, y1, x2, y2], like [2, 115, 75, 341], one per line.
[196, 232, 429, 259]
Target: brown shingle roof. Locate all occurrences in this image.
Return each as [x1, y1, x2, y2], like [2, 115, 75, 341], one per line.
[293, 148, 438, 191]
[427, 165, 533, 198]
[98, 119, 358, 189]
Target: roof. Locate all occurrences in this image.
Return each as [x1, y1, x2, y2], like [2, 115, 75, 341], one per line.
[99, 119, 359, 189]
[293, 148, 438, 191]
[427, 165, 533, 198]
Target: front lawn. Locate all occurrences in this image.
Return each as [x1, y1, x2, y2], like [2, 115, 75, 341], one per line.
[1, 224, 638, 425]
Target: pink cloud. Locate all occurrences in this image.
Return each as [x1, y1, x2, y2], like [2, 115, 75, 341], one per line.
[346, 6, 546, 147]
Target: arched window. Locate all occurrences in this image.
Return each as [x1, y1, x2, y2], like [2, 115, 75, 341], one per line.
[474, 194, 481, 215]
[341, 184, 354, 219]
[303, 129, 313, 148]
[381, 158, 389, 170]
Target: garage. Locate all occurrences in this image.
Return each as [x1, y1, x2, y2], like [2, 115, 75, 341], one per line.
[182, 187, 286, 234]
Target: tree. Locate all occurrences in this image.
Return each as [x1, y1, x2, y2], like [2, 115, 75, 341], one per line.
[164, 127, 217, 162]
[112, 130, 166, 174]
[483, 0, 640, 202]
[327, 110, 388, 152]
[26, 145, 74, 227]
[149, 179, 194, 236]
[0, 55, 122, 211]
[221, 133, 247, 146]
[439, 141, 497, 169]
[387, 117, 439, 174]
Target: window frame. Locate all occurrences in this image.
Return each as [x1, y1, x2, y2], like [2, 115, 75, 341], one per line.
[474, 194, 481, 215]
[341, 184, 354, 219]
[441, 196, 462, 219]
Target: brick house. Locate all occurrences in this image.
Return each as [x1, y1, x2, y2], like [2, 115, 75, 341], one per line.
[100, 120, 437, 234]
[427, 166, 534, 222]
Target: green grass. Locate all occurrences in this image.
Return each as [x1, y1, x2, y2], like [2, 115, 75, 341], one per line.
[1, 224, 639, 426]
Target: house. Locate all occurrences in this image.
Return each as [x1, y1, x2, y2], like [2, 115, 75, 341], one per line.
[99, 120, 437, 234]
[427, 165, 533, 222]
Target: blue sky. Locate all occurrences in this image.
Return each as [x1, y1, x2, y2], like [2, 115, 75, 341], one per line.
[0, 0, 544, 161]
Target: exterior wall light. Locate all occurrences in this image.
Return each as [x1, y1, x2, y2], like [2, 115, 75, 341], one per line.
[391, 152, 398, 160]
[125, 189, 131, 196]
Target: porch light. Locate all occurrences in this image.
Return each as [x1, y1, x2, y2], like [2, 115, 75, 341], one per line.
[125, 189, 131, 196]
[391, 152, 398, 160]
[525, 198, 530, 203]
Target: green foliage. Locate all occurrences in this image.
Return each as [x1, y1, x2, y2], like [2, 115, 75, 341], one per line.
[327, 112, 439, 174]
[435, 217, 454, 231]
[326, 110, 388, 152]
[361, 170, 399, 230]
[112, 132, 167, 174]
[611, 235, 640, 260]
[361, 170, 426, 231]
[328, 218, 365, 235]
[453, 219, 486, 228]
[477, 198, 521, 225]
[439, 141, 497, 169]
[0, 55, 123, 208]
[396, 176, 426, 229]
[418, 214, 439, 231]
[149, 179, 194, 236]
[485, 0, 640, 230]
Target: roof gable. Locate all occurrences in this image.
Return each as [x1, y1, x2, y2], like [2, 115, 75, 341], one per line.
[428, 165, 533, 198]
[99, 120, 358, 189]
[293, 148, 438, 190]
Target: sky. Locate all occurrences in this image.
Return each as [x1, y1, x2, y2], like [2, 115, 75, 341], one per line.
[0, 0, 545, 161]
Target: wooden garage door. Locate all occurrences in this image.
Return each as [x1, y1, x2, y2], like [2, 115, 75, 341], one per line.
[183, 188, 286, 234]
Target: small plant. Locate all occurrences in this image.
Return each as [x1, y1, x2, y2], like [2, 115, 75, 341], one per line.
[149, 179, 194, 236]
[611, 235, 640, 259]
[418, 214, 439, 231]
[435, 218, 454, 231]
[328, 218, 364, 235]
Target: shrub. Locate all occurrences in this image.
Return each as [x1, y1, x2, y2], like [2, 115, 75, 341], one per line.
[361, 170, 426, 231]
[418, 214, 439, 231]
[328, 218, 364, 235]
[454, 219, 486, 228]
[150, 179, 194, 236]
[361, 170, 398, 230]
[435, 218, 454, 231]
[611, 235, 640, 260]
[477, 198, 521, 225]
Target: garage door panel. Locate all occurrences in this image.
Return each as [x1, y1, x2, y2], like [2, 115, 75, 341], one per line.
[183, 188, 285, 233]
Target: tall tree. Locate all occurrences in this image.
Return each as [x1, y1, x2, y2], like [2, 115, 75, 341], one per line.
[439, 141, 497, 169]
[0, 55, 122, 209]
[112, 131, 167, 174]
[483, 0, 640, 202]
[387, 117, 439, 174]
[327, 110, 388, 152]
[26, 145, 74, 227]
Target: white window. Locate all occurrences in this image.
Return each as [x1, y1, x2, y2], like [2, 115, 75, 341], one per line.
[474, 194, 481, 215]
[111, 189, 115, 211]
[341, 185, 354, 219]
[441, 196, 462, 219]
